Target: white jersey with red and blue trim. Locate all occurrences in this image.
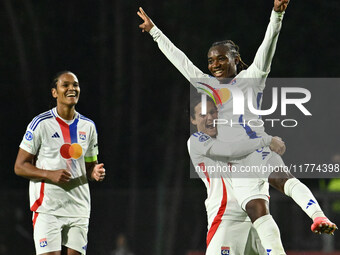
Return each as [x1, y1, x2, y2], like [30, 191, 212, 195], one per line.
[187, 131, 272, 247]
[150, 10, 284, 143]
[19, 107, 98, 218]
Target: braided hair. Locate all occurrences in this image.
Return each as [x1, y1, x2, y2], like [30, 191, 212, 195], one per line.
[50, 70, 73, 89]
[210, 40, 248, 74]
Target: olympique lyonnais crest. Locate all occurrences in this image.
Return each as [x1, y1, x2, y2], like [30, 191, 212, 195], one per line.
[221, 246, 230, 255]
[39, 238, 47, 247]
[79, 131, 86, 140]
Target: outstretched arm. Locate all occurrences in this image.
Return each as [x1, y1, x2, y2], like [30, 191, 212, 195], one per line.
[249, 0, 290, 76]
[137, 7, 209, 82]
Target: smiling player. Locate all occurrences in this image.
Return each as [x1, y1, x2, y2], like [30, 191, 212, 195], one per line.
[138, 0, 337, 253]
[14, 71, 105, 255]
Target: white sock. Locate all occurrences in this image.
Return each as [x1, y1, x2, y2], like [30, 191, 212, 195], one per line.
[253, 214, 286, 255]
[284, 178, 325, 220]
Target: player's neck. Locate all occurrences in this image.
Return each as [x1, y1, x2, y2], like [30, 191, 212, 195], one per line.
[56, 105, 76, 120]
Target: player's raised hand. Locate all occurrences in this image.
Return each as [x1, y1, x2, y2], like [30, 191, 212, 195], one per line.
[137, 7, 154, 33]
[91, 163, 105, 182]
[270, 136, 286, 155]
[274, 0, 290, 12]
[47, 169, 72, 184]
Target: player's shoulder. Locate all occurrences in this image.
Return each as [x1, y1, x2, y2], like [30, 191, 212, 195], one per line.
[188, 132, 214, 156]
[78, 113, 97, 130]
[78, 113, 95, 125]
[29, 109, 54, 131]
[190, 132, 212, 142]
[188, 132, 213, 150]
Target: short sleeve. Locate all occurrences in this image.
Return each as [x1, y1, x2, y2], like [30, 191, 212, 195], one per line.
[85, 123, 98, 159]
[19, 121, 42, 155]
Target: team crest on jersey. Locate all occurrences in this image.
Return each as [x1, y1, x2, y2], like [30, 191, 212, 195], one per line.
[79, 131, 86, 140]
[25, 131, 33, 141]
[266, 249, 272, 255]
[39, 238, 47, 247]
[199, 134, 210, 142]
[221, 246, 230, 254]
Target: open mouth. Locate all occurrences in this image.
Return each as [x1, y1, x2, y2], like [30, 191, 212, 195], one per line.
[213, 69, 224, 77]
[66, 93, 77, 97]
[206, 124, 215, 129]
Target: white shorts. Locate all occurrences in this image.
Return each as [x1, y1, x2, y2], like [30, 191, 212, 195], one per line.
[33, 212, 89, 255]
[230, 149, 285, 210]
[206, 220, 266, 255]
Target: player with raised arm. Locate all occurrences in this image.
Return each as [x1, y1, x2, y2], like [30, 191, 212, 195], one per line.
[14, 71, 105, 255]
[138, 0, 337, 253]
[188, 93, 286, 255]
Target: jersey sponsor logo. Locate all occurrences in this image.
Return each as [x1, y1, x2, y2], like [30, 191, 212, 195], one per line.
[60, 143, 83, 159]
[262, 151, 270, 160]
[52, 132, 60, 138]
[25, 131, 33, 141]
[221, 246, 230, 255]
[199, 134, 210, 142]
[306, 199, 316, 209]
[39, 238, 47, 248]
[266, 249, 272, 255]
[79, 131, 86, 141]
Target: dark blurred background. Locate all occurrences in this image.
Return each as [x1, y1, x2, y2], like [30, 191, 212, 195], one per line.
[1, 0, 340, 254]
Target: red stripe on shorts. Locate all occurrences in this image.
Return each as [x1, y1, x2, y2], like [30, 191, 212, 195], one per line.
[30, 181, 45, 212]
[32, 212, 39, 228]
[206, 177, 227, 248]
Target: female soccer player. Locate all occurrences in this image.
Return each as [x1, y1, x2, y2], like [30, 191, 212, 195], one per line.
[14, 71, 106, 255]
[138, 0, 337, 254]
[188, 93, 286, 254]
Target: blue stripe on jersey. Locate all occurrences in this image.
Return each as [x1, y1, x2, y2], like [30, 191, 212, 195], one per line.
[51, 109, 56, 117]
[256, 93, 263, 109]
[79, 115, 94, 124]
[239, 115, 261, 139]
[32, 115, 53, 131]
[192, 133, 198, 137]
[69, 118, 79, 144]
[29, 111, 52, 130]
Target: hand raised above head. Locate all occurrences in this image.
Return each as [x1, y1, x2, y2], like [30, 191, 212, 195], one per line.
[274, 0, 290, 12]
[137, 7, 155, 33]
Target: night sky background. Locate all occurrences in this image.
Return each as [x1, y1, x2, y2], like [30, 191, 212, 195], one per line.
[1, 0, 340, 254]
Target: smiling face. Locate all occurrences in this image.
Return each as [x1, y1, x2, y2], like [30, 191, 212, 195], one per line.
[191, 101, 218, 138]
[207, 45, 239, 80]
[51, 72, 80, 107]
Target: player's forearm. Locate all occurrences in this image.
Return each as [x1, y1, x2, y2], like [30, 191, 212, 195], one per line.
[85, 161, 97, 181]
[208, 135, 272, 158]
[14, 162, 49, 181]
[252, 10, 284, 73]
[149, 26, 207, 82]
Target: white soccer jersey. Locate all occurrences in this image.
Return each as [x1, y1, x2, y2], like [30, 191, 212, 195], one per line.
[187, 132, 271, 242]
[150, 10, 284, 143]
[19, 107, 98, 218]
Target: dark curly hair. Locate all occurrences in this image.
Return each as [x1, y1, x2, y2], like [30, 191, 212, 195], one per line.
[209, 40, 248, 74]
